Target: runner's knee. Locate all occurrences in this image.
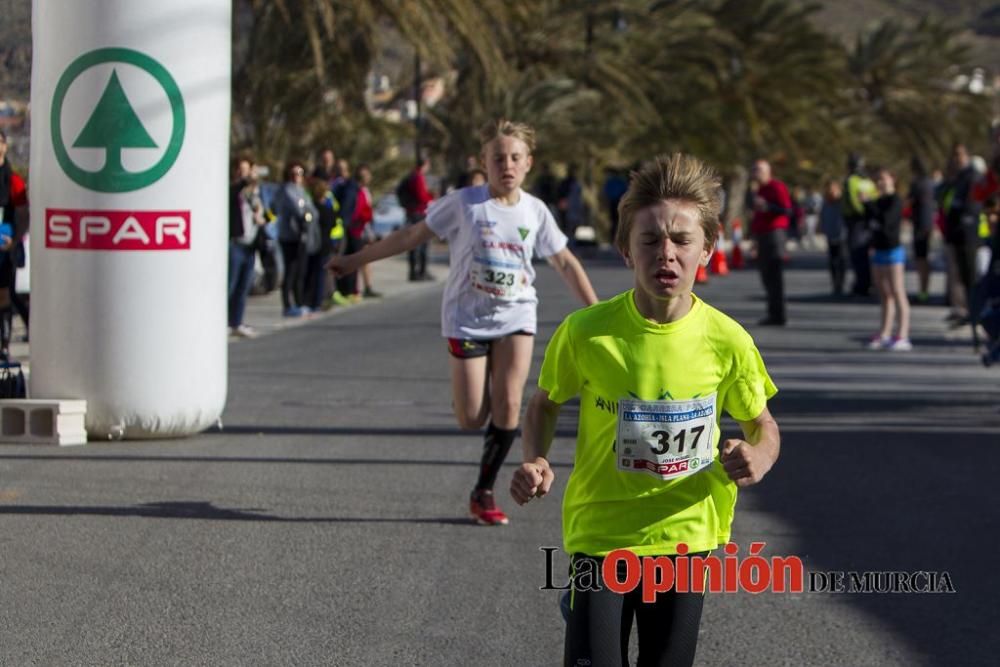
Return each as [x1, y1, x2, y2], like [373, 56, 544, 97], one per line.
[455, 407, 489, 430]
[489, 394, 521, 429]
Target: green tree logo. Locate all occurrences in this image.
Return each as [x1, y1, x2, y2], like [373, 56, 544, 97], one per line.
[73, 70, 158, 177]
[51, 48, 185, 193]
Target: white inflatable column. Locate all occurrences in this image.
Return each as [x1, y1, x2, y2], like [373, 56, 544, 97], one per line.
[29, 0, 231, 438]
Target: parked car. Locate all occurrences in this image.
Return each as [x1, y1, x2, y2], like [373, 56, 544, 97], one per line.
[372, 193, 406, 239]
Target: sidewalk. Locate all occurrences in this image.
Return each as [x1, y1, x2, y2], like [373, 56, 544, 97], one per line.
[5, 242, 451, 372]
[236, 243, 450, 340]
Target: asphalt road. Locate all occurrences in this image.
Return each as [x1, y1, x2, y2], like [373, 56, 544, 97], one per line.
[1, 249, 998, 666]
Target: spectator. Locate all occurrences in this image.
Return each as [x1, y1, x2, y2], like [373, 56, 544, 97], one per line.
[228, 155, 265, 337]
[331, 159, 362, 298]
[533, 161, 558, 216]
[399, 157, 435, 281]
[788, 184, 804, 244]
[938, 157, 963, 320]
[556, 164, 584, 240]
[981, 196, 999, 275]
[970, 145, 1000, 272]
[843, 153, 877, 296]
[820, 179, 847, 296]
[748, 159, 791, 325]
[940, 143, 982, 324]
[802, 186, 822, 250]
[603, 167, 629, 245]
[865, 168, 911, 351]
[468, 169, 487, 187]
[304, 177, 343, 311]
[909, 156, 936, 304]
[273, 161, 319, 317]
[311, 147, 336, 182]
[331, 158, 350, 192]
[349, 164, 382, 299]
[453, 154, 481, 189]
[0, 130, 28, 359]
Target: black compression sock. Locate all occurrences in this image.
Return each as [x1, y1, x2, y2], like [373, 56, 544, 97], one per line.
[474, 422, 518, 491]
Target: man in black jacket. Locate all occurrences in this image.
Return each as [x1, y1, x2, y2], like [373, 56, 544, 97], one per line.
[941, 144, 982, 321]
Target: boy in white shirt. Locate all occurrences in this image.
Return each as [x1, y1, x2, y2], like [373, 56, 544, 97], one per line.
[329, 119, 598, 524]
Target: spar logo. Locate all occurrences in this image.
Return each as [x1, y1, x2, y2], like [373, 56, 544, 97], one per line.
[46, 210, 189, 251]
[48, 48, 190, 251]
[51, 48, 185, 192]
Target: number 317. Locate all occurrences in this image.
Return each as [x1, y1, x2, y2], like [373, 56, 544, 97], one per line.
[650, 425, 705, 454]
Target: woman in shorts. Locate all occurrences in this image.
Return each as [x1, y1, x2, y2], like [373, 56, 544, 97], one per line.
[866, 168, 912, 350]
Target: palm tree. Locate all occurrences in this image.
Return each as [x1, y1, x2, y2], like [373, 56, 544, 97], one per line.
[630, 0, 846, 219]
[844, 17, 991, 169]
[231, 0, 513, 166]
[426, 1, 655, 164]
[637, 0, 844, 165]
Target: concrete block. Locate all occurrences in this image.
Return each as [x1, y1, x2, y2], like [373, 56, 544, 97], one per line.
[0, 399, 87, 446]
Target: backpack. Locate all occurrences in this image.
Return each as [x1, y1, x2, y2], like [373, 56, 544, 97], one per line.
[0, 362, 27, 399]
[396, 173, 417, 210]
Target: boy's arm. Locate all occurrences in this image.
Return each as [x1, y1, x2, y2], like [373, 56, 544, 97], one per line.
[327, 220, 436, 276]
[720, 406, 780, 488]
[510, 389, 562, 505]
[546, 247, 599, 306]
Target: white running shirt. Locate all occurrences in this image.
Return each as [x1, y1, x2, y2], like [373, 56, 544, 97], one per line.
[426, 185, 567, 339]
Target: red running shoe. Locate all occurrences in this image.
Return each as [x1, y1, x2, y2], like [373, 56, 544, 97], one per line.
[470, 489, 509, 526]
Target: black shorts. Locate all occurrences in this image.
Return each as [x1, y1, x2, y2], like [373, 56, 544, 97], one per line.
[913, 235, 929, 260]
[446, 330, 533, 359]
[564, 553, 707, 667]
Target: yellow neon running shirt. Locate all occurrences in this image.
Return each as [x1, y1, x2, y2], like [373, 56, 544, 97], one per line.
[538, 290, 777, 557]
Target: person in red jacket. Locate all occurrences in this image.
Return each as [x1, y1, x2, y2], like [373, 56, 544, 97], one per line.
[0, 130, 29, 358]
[747, 159, 791, 325]
[335, 164, 374, 302]
[351, 164, 381, 298]
[403, 157, 435, 281]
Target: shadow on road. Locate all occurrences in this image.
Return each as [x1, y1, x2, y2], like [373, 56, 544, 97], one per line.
[229, 370, 453, 384]
[220, 424, 581, 438]
[769, 390, 1000, 418]
[0, 500, 477, 525]
[786, 293, 872, 305]
[0, 453, 575, 468]
[746, 386, 999, 664]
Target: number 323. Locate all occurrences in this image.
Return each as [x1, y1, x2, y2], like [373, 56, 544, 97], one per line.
[483, 269, 515, 286]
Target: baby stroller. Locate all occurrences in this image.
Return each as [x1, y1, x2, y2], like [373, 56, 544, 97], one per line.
[972, 236, 1000, 367]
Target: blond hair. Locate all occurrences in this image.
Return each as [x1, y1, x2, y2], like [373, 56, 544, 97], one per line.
[478, 118, 536, 153]
[615, 154, 722, 252]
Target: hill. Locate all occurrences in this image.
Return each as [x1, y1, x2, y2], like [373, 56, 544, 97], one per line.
[0, 0, 31, 100]
[813, 0, 1000, 70]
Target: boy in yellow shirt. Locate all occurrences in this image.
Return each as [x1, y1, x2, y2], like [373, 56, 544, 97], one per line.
[511, 154, 781, 666]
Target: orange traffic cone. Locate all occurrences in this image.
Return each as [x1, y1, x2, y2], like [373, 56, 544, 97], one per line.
[696, 264, 709, 283]
[730, 243, 744, 269]
[710, 250, 729, 275]
[710, 236, 729, 275]
[729, 218, 745, 269]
